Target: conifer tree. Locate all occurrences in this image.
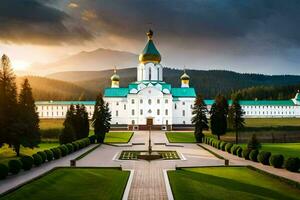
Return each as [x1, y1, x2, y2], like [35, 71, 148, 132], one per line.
[210, 94, 229, 140]
[228, 97, 245, 144]
[73, 104, 89, 139]
[0, 54, 18, 147]
[92, 93, 111, 143]
[191, 94, 209, 142]
[15, 78, 40, 156]
[60, 105, 76, 144]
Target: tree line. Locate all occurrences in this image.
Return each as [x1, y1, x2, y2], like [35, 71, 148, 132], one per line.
[192, 93, 245, 144]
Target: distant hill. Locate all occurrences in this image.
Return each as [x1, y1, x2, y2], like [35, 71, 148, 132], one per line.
[47, 68, 300, 99]
[17, 76, 94, 101]
[28, 48, 138, 75]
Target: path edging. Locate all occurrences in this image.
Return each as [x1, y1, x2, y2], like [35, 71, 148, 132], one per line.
[163, 169, 174, 200]
[122, 170, 134, 200]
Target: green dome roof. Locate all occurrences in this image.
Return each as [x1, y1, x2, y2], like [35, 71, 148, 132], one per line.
[139, 30, 161, 64]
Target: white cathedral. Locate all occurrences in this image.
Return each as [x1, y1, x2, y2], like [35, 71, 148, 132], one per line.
[35, 30, 300, 130]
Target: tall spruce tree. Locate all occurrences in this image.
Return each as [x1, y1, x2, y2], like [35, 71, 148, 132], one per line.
[92, 93, 111, 143]
[191, 94, 209, 142]
[0, 54, 18, 147]
[210, 94, 229, 140]
[228, 97, 245, 144]
[60, 105, 76, 144]
[15, 78, 41, 156]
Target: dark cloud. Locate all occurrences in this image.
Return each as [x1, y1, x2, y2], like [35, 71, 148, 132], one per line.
[0, 0, 93, 45]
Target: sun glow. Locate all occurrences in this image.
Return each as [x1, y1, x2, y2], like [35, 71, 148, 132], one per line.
[11, 60, 30, 71]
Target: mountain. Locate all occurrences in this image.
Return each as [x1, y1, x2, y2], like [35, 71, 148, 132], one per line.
[47, 68, 300, 99]
[28, 48, 138, 75]
[17, 76, 94, 101]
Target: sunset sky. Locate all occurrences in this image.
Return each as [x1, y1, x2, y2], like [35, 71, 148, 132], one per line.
[0, 0, 300, 74]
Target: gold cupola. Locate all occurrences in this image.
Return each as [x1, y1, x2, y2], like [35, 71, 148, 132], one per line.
[111, 67, 120, 88]
[139, 29, 161, 64]
[181, 69, 190, 88]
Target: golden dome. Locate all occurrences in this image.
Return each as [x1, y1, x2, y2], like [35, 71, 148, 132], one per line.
[111, 68, 120, 81]
[139, 30, 161, 64]
[181, 71, 190, 80]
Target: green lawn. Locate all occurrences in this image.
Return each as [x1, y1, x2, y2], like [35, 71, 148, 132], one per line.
[104, 132, 133, 143]
[168, 167, 300, 200]
[1, 168, 129, 200]
[0, 143, 59, 165]
[239, 143, 300, 158]
[166, 132, 196, 143]
[244, 118, 300, 127]
[39, 119, 64, 130]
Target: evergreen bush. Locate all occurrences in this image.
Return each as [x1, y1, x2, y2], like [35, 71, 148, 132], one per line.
[242, 148, 251, 160]
[37, 151, 47, 163]
[20, 156, 34, 170]
[8, 159, 22, 174]
[237, 147, 243, 157]
[0, 164, 9, 179]
[285, 157, 300, 172]
[220, 142, 227, 151]
[44, 150, 53, 161]
[249, 149, 259, 162]
[225, 143, 233, 153]
[66, 143, 74, 153]
[59, 145, 68, 156]
[231, 145, 241, 155]
[257, 151, 271, 165]
[89, 135, 96, 144]
[269, 154, 284, 168]
[51, 148, 62, 159]
[32, 154, 43, 166]
[72, 142, 79, 151]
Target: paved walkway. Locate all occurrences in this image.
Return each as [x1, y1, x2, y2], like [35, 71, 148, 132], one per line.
[77, 131, 224, 200]
[202, 143, 300, 183]
[0, 144, 98, 194]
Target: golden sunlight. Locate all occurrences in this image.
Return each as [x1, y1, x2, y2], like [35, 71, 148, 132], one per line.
[11, 60, 30, 71]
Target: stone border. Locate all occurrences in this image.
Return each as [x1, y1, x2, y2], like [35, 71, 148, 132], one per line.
[163, 169, 174, 200]
[74, 144, 101, 161]
[122, 170, 134, 200]
[197, 144, 229, 165]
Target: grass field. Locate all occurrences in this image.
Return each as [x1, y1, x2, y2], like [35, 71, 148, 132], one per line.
[39, 119, 64, 130]
[245, 118, 300, 127]
[239, 143, 300, 158]
[168, 167, 300, 200]
[0, 143, 59, 165]
[104, 132, 133, 143]
[166, 132, 196, 143]
[1, 168, 129, 200]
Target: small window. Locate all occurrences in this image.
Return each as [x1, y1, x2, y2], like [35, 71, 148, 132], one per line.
[116, 110, 119, 116]
[165, 99, 168, 104]
[183, 110, 185, 116]
[165, 109, 168, 115]
[140, 99, 143, 104]
[183, 121, 186, 124]
[157, 99, 160, 104]
[157, 109, 160, 115]
[175, 104, 177, 110]
[140, 109, 143, 115]
[131, 99, 135, 104]
[131, 120, 135, 125]
[116, 102, 119, 106]
[148, 99, 152, 105]
[124, 105, 126, 110]
[182, 102, 185, 105]
[132, 109, 135, 116]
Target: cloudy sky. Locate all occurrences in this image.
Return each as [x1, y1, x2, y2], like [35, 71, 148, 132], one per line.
[0, 0, 299, 74]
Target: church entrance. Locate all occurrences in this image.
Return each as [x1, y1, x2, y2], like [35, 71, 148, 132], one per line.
[146, 118, 153, 126]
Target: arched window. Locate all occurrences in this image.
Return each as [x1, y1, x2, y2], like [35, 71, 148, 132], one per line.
[148, 99, 152, 105]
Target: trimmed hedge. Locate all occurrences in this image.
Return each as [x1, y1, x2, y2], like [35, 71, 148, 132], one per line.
[249, 150, 259, 162]
[231, 145, 241, 155]
[8, 159, 22, 174]
[257, 151, 271, 165]
[45, 149, 54, 161]
[32, 154, 43, 166]
[237, 148, 243, 157]
[0, 163, 9, 179]
[37, 151, 47, 163]
[269, 154, 284, 168]
[89, 135, 96, 144]
[59, 145, 68, 157]
[285, 157, 300, 172]
[51, 148, 62, 159]
[242, 149, 252, 160]
[225, 143, 233, 153]
[220, 142, 227, 151]
[20, 156, 34, 170]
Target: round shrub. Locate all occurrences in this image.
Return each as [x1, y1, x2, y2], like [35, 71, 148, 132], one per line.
[37, 151, 47, 163]
[220, 142, 227, 151]
[249, 150, 259, 162]
[72, 142, 79, 151]
[269, 154, 284, 168]
[225, 143, 233, 153]
[66, 143, 74, 153]
[45, 150, 53, 161]
[237, 147, 243, 157]
[242, 148, 252, 160]
[285, 157, 300, 172]
[51, 148, 62, 159]
[231, 145, 241, 155]
[32, 154, 43, 166]
[0, 164, 9, 179]
[59, 145, 68, 156]
[8, 159, 22, 174]
[20, 156, 34, 170]
[257, 151, 271, 165]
